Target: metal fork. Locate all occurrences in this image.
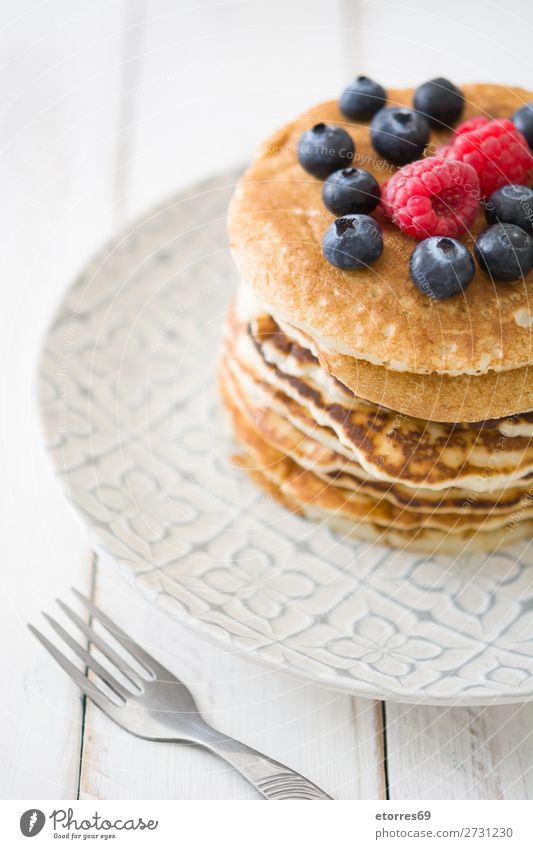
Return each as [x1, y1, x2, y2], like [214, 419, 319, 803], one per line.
[29, 589, 332, 800]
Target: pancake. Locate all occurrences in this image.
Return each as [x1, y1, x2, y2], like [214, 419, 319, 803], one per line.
[220, 352, 533, 517]
[316, 346, 533, 425]
[225, 308, 533, 492]
[228, 84, 533, 386]
[244, 463, 533, 555]
[236, 279, 533, 424]
[220, 369, 533, 554]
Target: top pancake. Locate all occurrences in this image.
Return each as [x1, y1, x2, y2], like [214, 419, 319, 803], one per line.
[228, 84, 533, 377]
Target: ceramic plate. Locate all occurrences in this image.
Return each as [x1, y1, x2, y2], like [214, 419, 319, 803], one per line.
[38, 169, 533, 705]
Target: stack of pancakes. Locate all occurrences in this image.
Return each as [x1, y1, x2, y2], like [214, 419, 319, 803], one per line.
[220, 84, 533, 554]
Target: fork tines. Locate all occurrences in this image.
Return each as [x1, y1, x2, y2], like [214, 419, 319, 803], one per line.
[28, 590, 158, 710]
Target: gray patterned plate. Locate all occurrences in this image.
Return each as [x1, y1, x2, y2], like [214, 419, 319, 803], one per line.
[38, 169, 533, 705]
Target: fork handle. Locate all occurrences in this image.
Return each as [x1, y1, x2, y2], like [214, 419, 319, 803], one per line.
[206, 734, 332, 799]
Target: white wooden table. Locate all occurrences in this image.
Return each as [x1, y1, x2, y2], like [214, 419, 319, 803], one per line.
[2, 0, 533, 800]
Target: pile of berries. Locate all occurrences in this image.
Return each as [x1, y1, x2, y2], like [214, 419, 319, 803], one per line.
[296, 76, 533, 300]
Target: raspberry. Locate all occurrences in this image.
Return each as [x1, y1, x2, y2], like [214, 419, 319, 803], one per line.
[454, 115, 489, 136]
[431, 118, 490, 158]
[381, 157, 480, 240]
[444, 118, 533, 196]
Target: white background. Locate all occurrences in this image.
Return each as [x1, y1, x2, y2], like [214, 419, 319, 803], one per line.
[1, 0, 533, 800]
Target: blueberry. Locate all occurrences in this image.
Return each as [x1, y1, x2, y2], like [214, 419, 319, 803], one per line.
[512, 102, 533, 150]
[322, 167, 381, 216]
[340, 76, 387, 121]
[485, 184, 533, 232]
[475, 223, 533, 282]
[413, 77, 464, 128]
[322, 214, 383, 269]
[297, 123, 355, 179]
[409, 237, 475, 300]
[370, 107, 430, 165]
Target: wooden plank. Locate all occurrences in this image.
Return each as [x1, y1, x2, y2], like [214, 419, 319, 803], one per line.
[75, 0, 385, 801]
[385, 702, 533, 800]
[0, 0, 126, 798]
[331, 0, 533, 804]
[0, 531, 93, 799]
[79, 559, 386, 799]
[340, 0, 533, 88]
[124, 0, 348, 217]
